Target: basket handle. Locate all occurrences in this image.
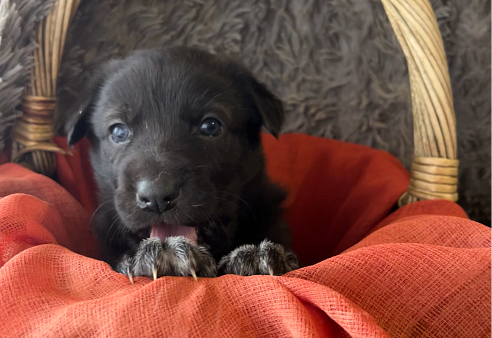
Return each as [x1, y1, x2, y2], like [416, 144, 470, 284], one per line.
[380, 0, 459, 206]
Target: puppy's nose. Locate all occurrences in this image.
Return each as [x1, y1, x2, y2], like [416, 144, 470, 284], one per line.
[136, 180, 179, 214]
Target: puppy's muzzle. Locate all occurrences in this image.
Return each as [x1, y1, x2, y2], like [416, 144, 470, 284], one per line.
[136, 180, 181, 214]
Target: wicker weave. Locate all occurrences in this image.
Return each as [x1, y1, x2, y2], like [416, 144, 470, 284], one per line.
[10, 0, 80, 176]
[10, 0, 458, 206]
[379, 0, 459, 205]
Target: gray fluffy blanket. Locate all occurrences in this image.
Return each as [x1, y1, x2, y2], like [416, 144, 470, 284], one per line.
[3, 0, 491, 225]
[0, 0, 54, 154]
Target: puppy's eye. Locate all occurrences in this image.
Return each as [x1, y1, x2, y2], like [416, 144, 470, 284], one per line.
[110, 123, 130, 143]
[199, 118, 222, 137]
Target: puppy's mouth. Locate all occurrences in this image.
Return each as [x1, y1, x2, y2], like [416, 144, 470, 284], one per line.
[149, 222, 198, 243]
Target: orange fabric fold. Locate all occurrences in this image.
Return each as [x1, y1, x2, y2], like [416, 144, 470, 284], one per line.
[0, 133, 489, 337]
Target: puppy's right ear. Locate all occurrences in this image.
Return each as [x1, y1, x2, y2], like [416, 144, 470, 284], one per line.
[65, 59, 121, 147]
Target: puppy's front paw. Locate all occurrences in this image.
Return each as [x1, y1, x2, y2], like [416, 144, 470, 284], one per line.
[217, 239, 299, 276]
[115, 236, 217, 282]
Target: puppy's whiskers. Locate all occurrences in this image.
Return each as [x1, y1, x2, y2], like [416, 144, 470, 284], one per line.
[184, 211, 196, 224]
[199, 88, 211, 101]
[219, 191, 256, 221]
[90, 200, 113, 226]
[200, 191, 254, 222]
[203, 93, 224, 108]
[105, 215, 120, 245]
[194, 165, 212, 171]
[152, 171, 166, 183]
[209, 210, 225, 228]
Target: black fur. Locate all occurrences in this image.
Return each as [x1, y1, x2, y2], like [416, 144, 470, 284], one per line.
[66, 47, 299, 279]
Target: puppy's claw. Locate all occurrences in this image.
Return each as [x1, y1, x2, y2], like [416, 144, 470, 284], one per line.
[268, 267, 274, 276]
[190, 269, 198, 281]
[128, 271, 134, 284]
[152, 265, 158, 281]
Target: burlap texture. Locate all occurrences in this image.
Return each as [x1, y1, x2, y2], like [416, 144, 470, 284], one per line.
[0, 134, 489, 337]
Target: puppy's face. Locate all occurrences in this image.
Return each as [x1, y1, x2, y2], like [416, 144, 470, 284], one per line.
[67, 47, 283, 245]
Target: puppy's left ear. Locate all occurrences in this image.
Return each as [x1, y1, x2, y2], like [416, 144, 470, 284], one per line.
[66, 105, 92, 148]
[248, 78, 284, 138]
[65, 59, 121, 147]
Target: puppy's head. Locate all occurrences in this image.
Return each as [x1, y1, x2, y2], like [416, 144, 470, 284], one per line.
[67, 47, 284, 245]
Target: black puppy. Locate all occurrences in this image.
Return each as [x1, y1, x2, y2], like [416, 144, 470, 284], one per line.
[67, 47, 299, 281]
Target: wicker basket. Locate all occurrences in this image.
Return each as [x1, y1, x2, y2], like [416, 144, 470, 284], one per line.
[10, 0, 459, 207]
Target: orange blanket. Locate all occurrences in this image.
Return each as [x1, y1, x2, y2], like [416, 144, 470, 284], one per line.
[0, 134, 490, 337]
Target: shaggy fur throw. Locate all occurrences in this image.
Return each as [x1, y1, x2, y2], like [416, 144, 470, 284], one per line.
[1, 0, 490, 225]
[0, 0, 54, 154]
